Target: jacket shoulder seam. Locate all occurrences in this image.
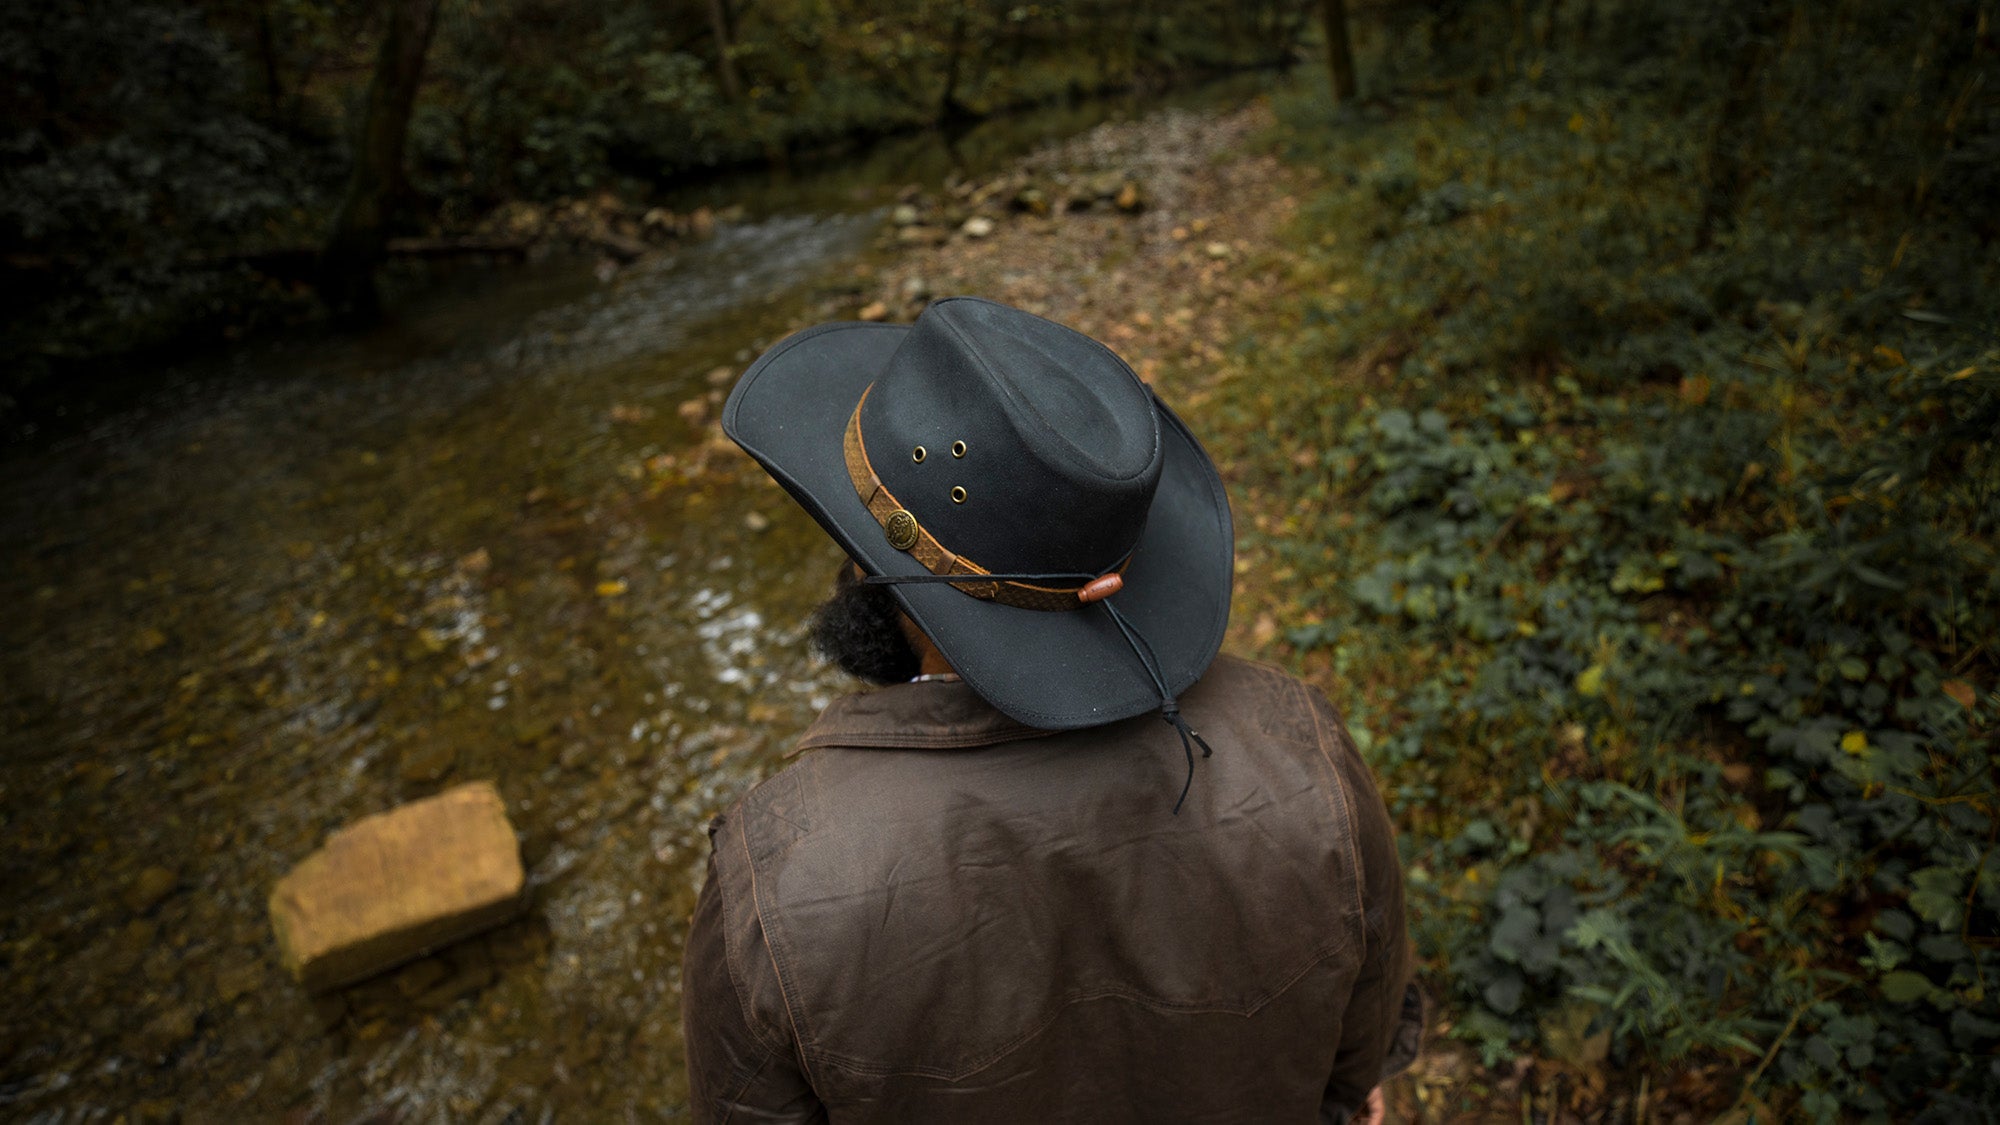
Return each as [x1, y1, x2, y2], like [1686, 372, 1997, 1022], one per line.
[738, 810, 821, 1090]
[1304, 679, 1370, 929]
[714, 816, 792, 1062]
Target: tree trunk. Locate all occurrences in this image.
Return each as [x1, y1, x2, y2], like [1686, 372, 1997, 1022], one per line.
[1319, 0, 1357, 103]
[1695, 0, 1781, 250]
[706, 0, 742, 101]
[318, 0, 444, 321]
[937, 1, 975, 124]
[255, 1, 284, 117]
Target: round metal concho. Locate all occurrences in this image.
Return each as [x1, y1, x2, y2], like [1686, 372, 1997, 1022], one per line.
[883, 509, 920, 551]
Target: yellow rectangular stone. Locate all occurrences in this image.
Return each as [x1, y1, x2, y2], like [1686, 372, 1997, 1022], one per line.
[269, 780, 525, 991]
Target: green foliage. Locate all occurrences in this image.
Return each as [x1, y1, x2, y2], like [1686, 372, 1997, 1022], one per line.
[0, 1, 326, 383]
[1236, 0, 2000, 1116]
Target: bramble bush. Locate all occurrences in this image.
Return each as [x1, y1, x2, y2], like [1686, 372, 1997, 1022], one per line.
[1227, 0, 1998, 1117]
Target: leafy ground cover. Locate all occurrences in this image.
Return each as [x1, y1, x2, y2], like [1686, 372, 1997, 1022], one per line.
[709, 3, 1997, 1111]
[1209, 3, 1998, 1119]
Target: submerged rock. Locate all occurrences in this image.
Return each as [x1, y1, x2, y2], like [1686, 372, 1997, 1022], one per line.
[268, 781, 525, 991]
[397, 742, 458, 784]
[124, 866, 178, 914]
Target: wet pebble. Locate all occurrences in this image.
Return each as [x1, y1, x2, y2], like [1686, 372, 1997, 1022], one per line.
[392, 956, 449, 999]
[143, 946, 182, 986]
[123, 866, 179, 914]
[134, 1003, 198, 1061]
[131, 1097, 180, 1124]
[398, 743, 458, 784]
[421, 944, 497, 1007]
[215, 958, 263, 1004]
[743, 511, 771, 533]
[106, 918, 158, 976]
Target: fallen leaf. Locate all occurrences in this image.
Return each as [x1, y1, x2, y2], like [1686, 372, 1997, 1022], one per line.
[1942, 679, 1977, 709]
[1574, 664, 1606, 697]
[595, 580, 629, 598]
[1841, 730, 1868, 755]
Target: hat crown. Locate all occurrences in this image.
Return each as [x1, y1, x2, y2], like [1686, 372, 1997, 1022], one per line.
[860, 298, 1162, 576]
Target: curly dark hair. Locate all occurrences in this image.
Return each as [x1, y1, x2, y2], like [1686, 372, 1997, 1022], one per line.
[809, 563, 919, 685]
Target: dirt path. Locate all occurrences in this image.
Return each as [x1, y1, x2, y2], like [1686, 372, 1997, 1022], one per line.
[819, 99, 1311, 657]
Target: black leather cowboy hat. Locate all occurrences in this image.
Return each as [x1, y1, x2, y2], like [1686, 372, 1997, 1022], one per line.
[723, 296, 1233, 733]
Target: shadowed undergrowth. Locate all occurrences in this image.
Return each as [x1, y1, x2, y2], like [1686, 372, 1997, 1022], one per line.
[1218, 1, 1999, 1118]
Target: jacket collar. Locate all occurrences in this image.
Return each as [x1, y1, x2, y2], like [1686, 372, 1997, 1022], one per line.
[793, 680, 1054, 753]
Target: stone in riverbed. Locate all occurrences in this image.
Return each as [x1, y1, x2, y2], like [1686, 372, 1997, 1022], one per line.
[397, 742, 457, 783]
[124, 866, 179, 914]
[268, 781, 525, 992]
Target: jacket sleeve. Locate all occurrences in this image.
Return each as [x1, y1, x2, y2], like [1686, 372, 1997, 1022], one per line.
[682, 833, 827, 1124]
[1311, 691, 1425, 1122]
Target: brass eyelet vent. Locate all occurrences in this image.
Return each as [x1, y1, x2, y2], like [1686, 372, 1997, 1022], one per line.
[951, 441, 967, 458]
[950, 486, 967, 504]
[912, 446, 927, 463]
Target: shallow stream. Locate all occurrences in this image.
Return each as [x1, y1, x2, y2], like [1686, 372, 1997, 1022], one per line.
[0, 84, 1258, 1121]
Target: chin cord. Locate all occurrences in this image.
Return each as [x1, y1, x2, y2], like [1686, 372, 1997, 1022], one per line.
[1099, 598, 1213, 814]
[863, 570, 1213, 813]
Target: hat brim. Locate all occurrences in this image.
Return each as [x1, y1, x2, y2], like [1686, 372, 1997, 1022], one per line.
[723, 321, 1233, 730]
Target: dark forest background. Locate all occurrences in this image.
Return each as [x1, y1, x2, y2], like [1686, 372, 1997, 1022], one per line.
[0, 0, 1308, 396]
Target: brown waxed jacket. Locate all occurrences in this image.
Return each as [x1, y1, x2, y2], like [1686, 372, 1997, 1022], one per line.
[681, 655, 1423, 1124]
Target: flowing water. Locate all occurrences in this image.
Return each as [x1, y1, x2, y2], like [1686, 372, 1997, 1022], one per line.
[0, 83, 1263, 1122]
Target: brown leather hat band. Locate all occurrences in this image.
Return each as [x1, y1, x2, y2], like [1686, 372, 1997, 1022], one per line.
[843, 389, 1125, 612]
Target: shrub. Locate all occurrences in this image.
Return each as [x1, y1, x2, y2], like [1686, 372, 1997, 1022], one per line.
[1236, 0, 1999, 1115]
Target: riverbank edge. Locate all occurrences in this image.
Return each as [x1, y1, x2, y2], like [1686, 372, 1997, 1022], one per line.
[1, 61, 1304, 439]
